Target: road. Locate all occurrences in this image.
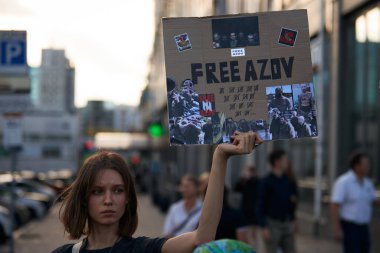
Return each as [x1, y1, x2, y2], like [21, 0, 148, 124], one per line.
[0, 194, 341, 253]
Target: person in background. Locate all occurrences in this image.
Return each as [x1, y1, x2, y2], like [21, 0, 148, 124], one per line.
[235, 165, 259, 247]
[198, 172, 210, 200]
[256, 150, 297, 253]
[163, 174, 202, 237]
[215, 187, 249, 243]
[331, 152, 379, 253]
[286, 162, 299, 235]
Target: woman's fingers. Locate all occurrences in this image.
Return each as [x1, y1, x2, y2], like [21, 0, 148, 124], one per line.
[225, 132, 263, 156]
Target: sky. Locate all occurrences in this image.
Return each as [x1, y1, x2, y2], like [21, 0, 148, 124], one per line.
[0, 0, 155, 107]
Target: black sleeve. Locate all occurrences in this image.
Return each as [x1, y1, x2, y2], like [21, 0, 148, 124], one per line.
[135, 237, 167, 253]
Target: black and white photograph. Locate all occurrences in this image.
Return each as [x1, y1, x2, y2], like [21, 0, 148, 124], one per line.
[167, 77, 211, 144]
[265, 83, 318, 140]
[211, 16, 260, 49]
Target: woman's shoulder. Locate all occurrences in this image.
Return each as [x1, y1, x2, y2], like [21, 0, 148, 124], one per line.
[50, 244, 74, 253]
[131, 236, 167, 252]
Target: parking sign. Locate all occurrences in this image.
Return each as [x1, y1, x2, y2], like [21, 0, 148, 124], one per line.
[0, 31, 27, 73]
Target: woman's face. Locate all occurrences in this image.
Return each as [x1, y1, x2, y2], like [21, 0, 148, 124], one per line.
[88, 169, 127, 227]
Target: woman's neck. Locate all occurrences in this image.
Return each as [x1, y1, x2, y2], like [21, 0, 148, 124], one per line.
[87, 224, 120, 250]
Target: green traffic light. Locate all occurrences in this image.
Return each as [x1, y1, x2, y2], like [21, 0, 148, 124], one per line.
[148, 123, 163, 138]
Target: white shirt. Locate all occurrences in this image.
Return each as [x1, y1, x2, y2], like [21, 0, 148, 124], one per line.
[163, 199, 202, 237]
[332, 170, 377, 224]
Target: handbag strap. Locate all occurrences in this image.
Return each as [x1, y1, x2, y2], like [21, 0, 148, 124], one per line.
[72, 240, 83, 253]
[171, 205, 201, 235]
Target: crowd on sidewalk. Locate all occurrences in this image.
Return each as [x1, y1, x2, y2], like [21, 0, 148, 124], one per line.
[161, 150, 380, 253]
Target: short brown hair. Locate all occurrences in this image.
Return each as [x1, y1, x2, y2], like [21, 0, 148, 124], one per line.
[59, 151, 138, 239]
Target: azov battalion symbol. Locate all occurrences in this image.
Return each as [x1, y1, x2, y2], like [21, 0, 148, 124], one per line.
[199, 94, 216, 117]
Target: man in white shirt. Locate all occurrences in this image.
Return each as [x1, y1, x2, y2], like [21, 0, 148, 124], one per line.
[331, 152, 379, 253]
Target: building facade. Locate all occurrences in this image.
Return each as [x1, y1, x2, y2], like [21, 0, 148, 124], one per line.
[38, 49, 75, 113]
[0, 48, 80, 173]
[80, 100, 115, 136]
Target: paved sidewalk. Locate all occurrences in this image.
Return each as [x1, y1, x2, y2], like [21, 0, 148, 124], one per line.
[0, 194, 341, 253]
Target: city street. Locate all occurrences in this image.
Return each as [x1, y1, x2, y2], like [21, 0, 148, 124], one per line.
[0, 194, 341, 253]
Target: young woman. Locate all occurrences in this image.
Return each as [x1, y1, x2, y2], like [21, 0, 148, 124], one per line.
[51, 131, 262, 253]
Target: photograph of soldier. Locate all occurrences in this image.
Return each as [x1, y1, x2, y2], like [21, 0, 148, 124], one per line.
[269, 108, 281, 140]
[211, 16, 260, 49]
[229, 32, 238, 48]
[306, 111, 317, 136]
[267, 86, 293, 113]
[290, 111, 301, 135]
[167, 78, 208, 145]
[202, 118, 213, 144]
[297, 116, 312, 138]
[237, 32, 247, 47]
[213, 33, 221, 49]
[292, 83, 316, 116]
[265, 83, 318, 140]
[279, 116, 296, 139]
[247, 33, 259, 46]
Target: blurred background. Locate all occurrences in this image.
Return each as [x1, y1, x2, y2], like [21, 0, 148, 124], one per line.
[0, 0, 379, 252]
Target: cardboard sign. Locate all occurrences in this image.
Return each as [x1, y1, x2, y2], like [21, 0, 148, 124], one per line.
[163, 9, 317, 145]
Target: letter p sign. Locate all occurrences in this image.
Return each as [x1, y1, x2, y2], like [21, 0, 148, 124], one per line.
[1, 40, 26, 66]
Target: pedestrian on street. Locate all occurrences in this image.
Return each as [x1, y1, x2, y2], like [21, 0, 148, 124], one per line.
[215, 186, 249, 243]
[163, 175, 202, 238]
[235, 165, 260, 247]
[331, 152, 379, 253]
[51, 131, 262, 253]
[256, 149, 297, 253]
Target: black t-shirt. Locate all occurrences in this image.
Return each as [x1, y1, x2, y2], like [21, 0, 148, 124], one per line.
[51, 236, 166, 253]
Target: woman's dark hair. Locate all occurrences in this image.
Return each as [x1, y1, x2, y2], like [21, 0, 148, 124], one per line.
[268, 149, 286, 166]
[58, 151, 138, 239]
[349, 152, 368, 169]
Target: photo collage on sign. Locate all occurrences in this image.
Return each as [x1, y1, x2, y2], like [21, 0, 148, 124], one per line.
[265, 83, 317, 141]
[211, 16, 260, 49]
[167, 76, 271, 145]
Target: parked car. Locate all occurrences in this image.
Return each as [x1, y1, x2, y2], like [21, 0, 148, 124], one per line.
[0, 200, 31, 228]
[0, 205, 12, 244]
[0, 186, 47, 219]
[4, 180, 56, 209]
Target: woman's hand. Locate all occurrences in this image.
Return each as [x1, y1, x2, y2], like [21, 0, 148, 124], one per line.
[214, 131, 263, 161]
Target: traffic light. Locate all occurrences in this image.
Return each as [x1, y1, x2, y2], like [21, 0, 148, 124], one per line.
[148, 122, 164, 138]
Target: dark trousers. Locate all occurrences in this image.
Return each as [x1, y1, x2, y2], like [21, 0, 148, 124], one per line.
[341, 220, 370, 253]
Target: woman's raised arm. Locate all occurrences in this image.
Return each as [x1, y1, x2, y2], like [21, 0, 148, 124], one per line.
[162, 132, 262, 253]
